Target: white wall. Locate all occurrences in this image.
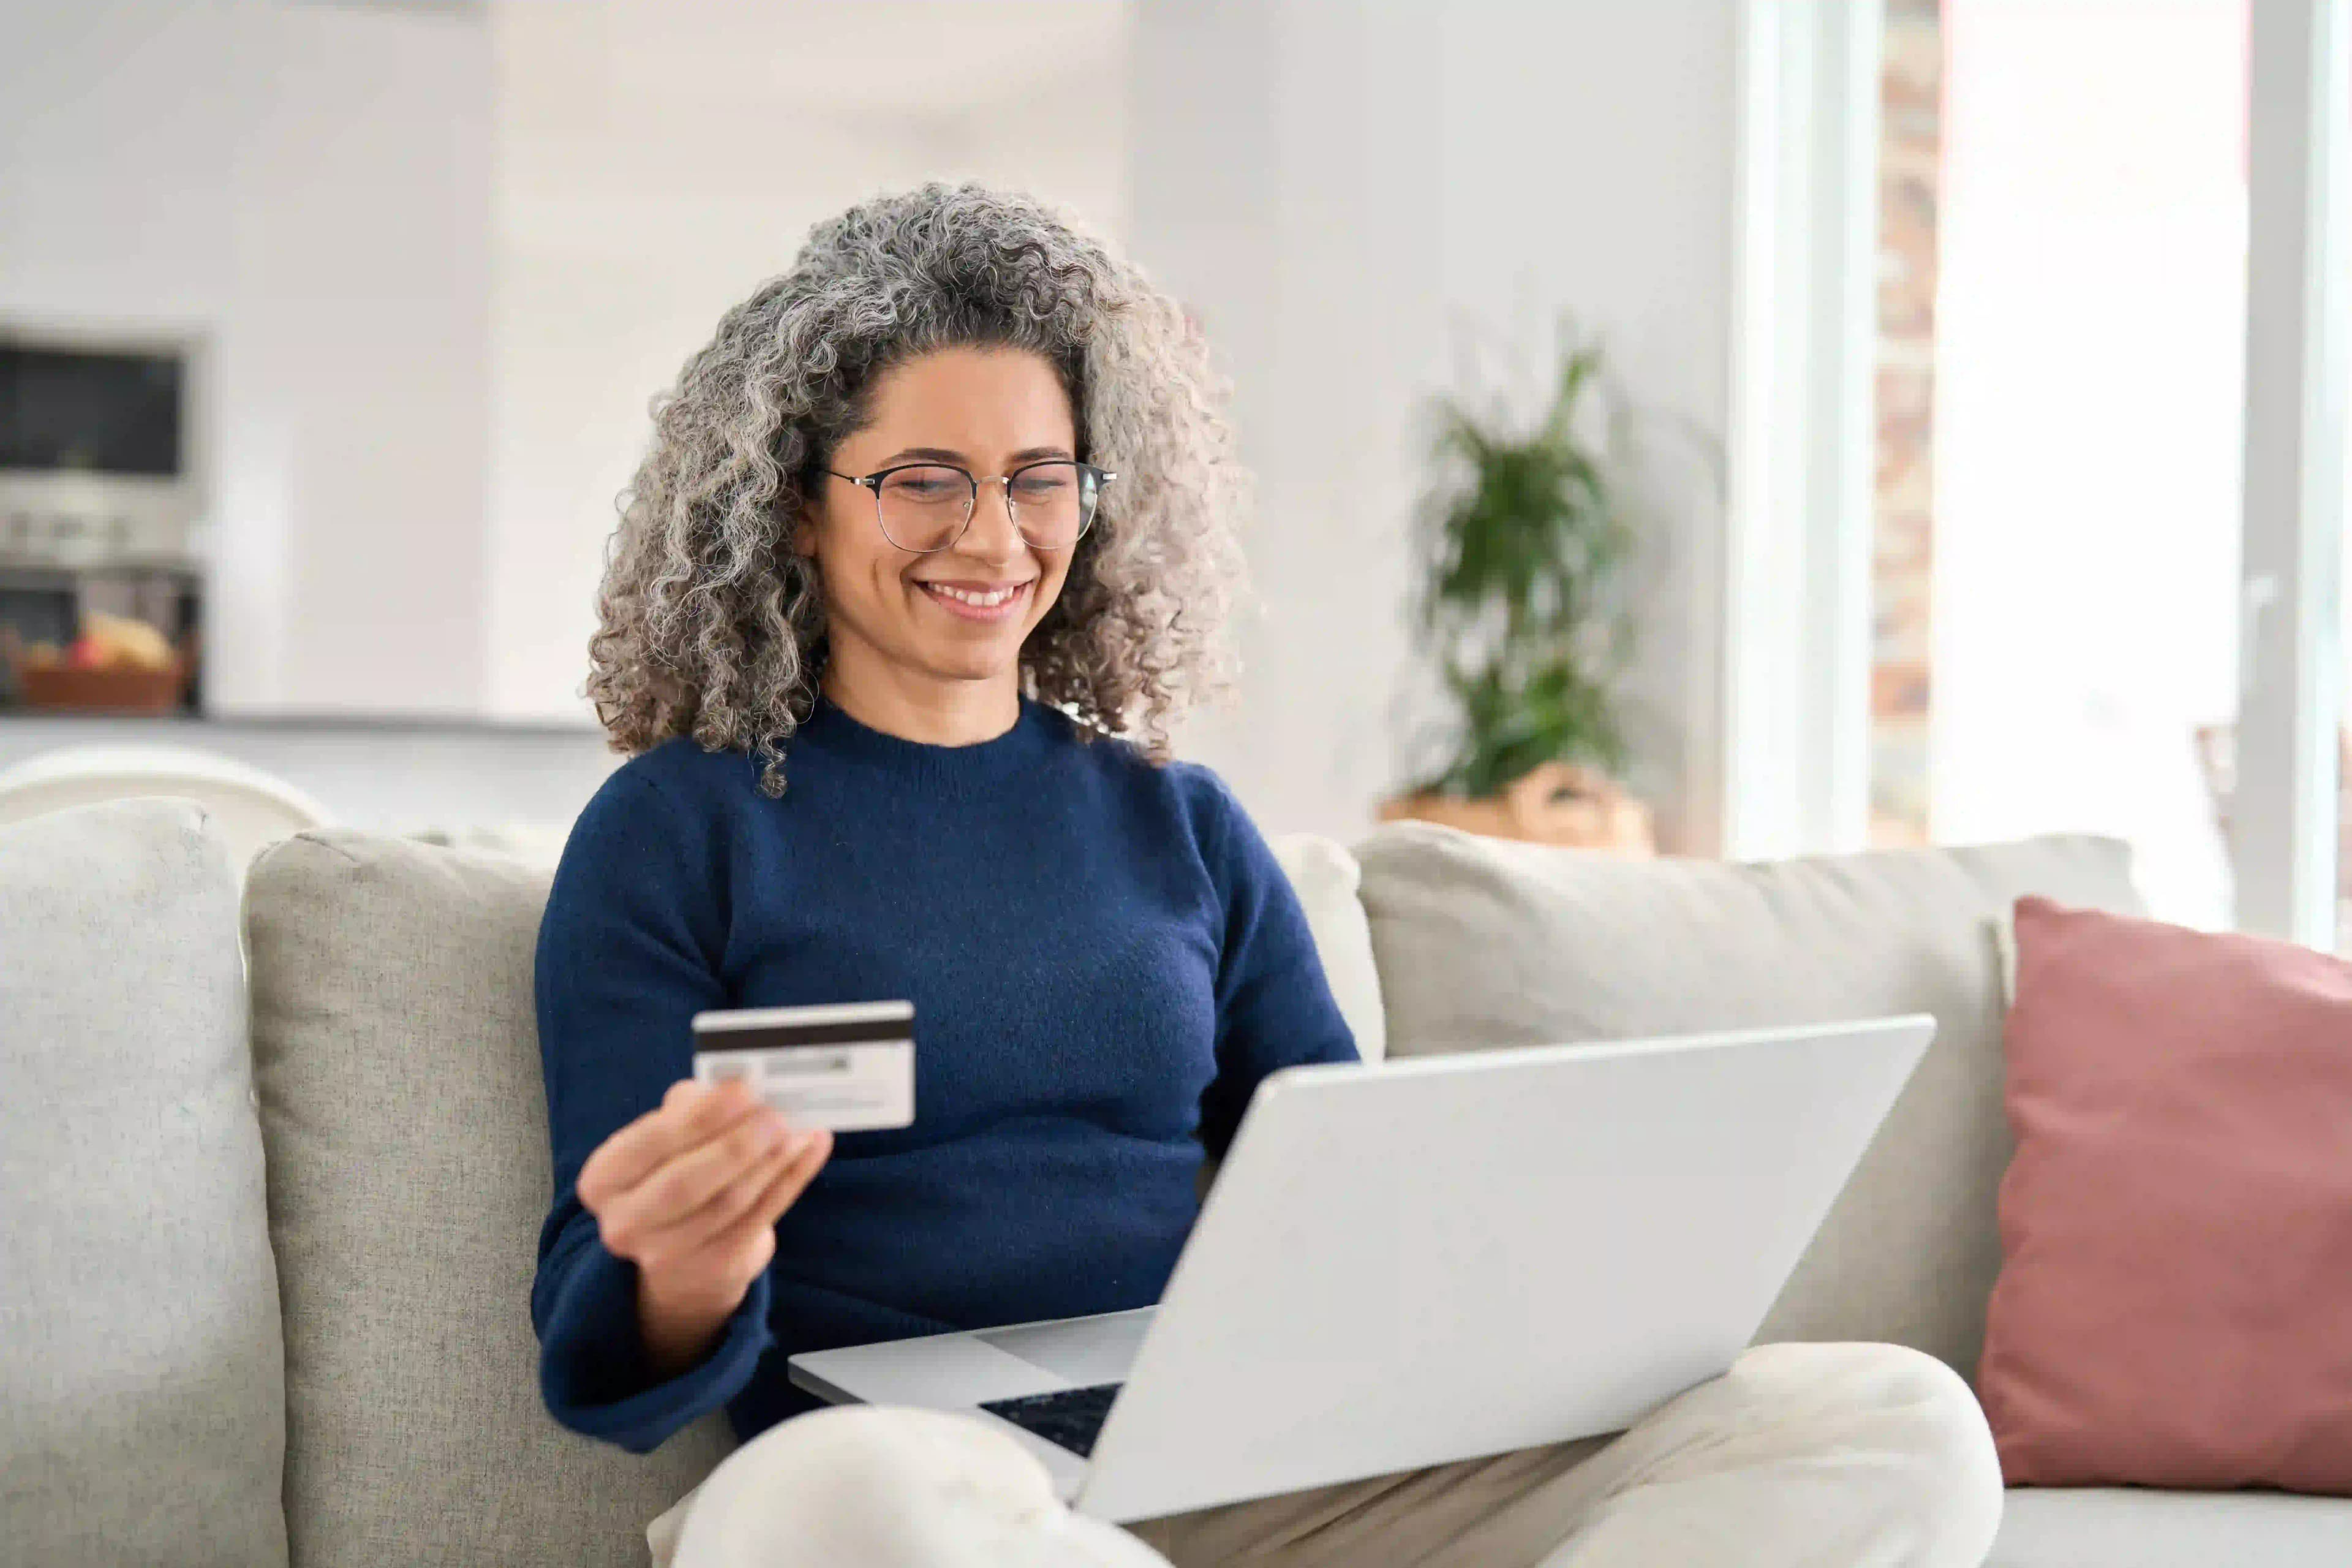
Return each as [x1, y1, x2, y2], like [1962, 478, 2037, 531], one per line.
[6, 0, 1734, 846]
[2, 0, 1130, 726]
[0, 0, 494, 716]
[1433, 1, 1735, 851]
[1123, 0, 1432, 839]
[1129, 0, 1736, 845]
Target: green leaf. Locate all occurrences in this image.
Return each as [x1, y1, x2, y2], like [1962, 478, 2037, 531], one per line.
[1409, 326, 1637, 799]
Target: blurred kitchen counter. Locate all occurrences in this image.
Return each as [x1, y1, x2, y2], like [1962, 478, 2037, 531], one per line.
[0, 711, 621, 835]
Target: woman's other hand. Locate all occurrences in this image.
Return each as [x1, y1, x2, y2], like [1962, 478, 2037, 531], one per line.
[575, 1077, 832, 1376]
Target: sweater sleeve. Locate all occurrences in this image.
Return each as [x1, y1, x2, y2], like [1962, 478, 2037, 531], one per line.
[530, 764, 772, 1454]
[1186, 768, 1362, 1159]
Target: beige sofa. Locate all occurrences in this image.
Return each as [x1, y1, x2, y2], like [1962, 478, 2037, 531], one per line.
[4, 797, 2348, 1566]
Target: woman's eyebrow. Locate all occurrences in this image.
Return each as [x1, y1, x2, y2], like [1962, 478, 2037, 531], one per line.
[873, 444, 1077, 467]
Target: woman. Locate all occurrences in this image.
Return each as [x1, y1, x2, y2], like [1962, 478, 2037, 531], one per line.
[532, 184, 2001, 1568]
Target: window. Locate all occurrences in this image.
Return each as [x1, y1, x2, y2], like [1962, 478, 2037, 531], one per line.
[1741, 0, 2348, 944]
[1871, 0, 2248, 929]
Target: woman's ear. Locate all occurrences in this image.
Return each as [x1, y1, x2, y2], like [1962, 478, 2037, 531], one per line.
[786, 493, 820, 560]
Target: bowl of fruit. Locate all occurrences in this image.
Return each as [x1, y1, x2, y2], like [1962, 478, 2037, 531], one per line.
[7, 613, 194, 714]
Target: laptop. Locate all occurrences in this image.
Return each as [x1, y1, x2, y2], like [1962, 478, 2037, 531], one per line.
[787, 1015, 1934, 1524]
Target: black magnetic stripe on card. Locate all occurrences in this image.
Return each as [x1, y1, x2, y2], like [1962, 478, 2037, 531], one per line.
[693, 1020, 916, 1049]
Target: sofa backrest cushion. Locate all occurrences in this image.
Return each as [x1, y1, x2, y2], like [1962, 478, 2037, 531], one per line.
[1352, 824, 2141, 1378]
[244, 831, 731, 1568]
[1268, 833, 1386, 1063]
[0, 799, 288, 1567]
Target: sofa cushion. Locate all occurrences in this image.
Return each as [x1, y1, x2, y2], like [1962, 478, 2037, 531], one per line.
[1268, 833, 1386, 1063]
[0, 800, 287, 1566]
[244, 831, 732, 1568]
[1352, 824, 2141, 1377]
[1990, 1486, 2352, 1567]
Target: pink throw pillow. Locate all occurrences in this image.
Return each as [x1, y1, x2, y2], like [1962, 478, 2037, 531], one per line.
[1978, 897, 2352, 1492]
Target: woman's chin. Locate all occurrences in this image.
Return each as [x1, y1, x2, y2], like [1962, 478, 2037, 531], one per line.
[895, 602, 1041, 682]
[902, 638, 1028, 687]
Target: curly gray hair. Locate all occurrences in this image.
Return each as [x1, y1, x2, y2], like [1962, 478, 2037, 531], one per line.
[586, 183, 1245, 793]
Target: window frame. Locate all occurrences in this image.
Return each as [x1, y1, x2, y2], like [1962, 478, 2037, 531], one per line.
[1725, 0, 2351, 949]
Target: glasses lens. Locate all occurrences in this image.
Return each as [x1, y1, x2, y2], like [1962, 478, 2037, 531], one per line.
[1008, 462, 1095, 549]
[875, 466, 973, 551]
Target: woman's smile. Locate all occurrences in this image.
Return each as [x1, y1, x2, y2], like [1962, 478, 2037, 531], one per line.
[911, 576, 1035, 623]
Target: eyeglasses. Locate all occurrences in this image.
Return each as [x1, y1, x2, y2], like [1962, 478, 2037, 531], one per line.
[825, 461, 1114, 554]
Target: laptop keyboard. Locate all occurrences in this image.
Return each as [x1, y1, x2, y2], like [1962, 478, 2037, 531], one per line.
[979, 1382, 1124, 1458]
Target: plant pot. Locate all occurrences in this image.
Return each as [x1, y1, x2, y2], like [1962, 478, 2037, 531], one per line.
[1381, 761, 1655, 854]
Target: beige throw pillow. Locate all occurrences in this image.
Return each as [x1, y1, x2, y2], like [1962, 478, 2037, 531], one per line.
[0, 800, 287, 1566]
[244, 831, 733, 1568]
[1269, 832, 1386, 1065]
[1351, 822, 2141, 1374]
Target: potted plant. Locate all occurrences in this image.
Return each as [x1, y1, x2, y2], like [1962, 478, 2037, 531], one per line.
[1384, 331, 1654, 853]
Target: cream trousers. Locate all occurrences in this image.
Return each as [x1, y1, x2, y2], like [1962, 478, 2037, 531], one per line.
[653, 1342, 2003, 1568]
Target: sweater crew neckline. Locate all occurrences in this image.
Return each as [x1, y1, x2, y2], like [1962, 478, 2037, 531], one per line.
[796, 693, 1061, 788]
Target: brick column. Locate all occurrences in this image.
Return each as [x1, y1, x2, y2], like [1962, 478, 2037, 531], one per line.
[1871, 0, 1942, 845]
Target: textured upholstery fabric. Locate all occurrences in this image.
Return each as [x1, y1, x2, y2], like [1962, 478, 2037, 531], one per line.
[29, 805, 2314, 1564]
[244, 831, 733, 1568]
[1990, 1486, 2352, 1567]
[1268, 833, 1386, 1064]
[1352, 824, 2143, 1376]
[0, 800, 288, 1566]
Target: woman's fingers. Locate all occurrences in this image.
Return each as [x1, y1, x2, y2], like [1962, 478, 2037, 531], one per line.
[629, 1128, 831, 1280]
[631, 1104, 793, 1219]
[710, 1131, 832, 1260]
[622, 1133, 801, 1271]
[578, 1079, 763, 1212]
[752, 1128, 832, 1226]
[597, 1111, 791, 1254]
[579, 1067, 836, 1276]
[652, 1122, 817, 1250]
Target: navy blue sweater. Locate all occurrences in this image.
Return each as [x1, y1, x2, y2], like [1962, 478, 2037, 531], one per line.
[530, 696, 1359, 1453]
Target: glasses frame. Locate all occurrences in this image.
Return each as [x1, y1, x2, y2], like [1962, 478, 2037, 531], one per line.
[825, 460, 1116, 555]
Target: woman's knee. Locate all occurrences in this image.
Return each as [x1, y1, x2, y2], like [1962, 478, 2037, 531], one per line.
[1739, 1342, 2003, 1559]
[665, 1406, 1168, 1568]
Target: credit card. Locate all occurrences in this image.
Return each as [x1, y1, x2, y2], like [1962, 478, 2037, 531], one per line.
[690, 1000, 915, 1133]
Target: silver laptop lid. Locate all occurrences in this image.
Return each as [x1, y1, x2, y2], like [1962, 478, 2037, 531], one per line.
[1076, 1016, 1934, 1521]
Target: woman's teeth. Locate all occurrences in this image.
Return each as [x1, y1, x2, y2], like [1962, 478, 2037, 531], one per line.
[924, 582, 1022, 607]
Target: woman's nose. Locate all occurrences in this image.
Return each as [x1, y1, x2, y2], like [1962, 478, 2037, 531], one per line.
[961, 478, 1023, 558]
